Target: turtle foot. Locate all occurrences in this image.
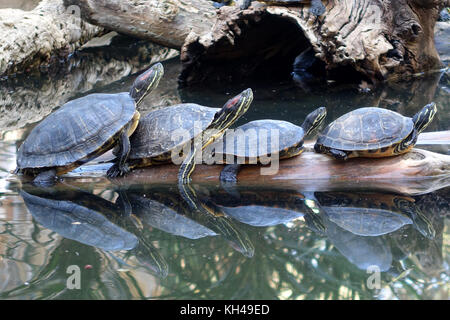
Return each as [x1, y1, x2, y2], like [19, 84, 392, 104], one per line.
[107, 163, 130, 178]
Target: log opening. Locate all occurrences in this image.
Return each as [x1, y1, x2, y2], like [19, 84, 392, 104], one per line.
[181, 12, 316, 85]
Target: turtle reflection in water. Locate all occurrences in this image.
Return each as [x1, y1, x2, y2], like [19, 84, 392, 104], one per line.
[315, 192, 435, 239]
[16, 63, 164, 185]
[313, 192, 437, 272]
[206, 186, 325, 232]
[20, 184, 168, 278]
[120, 185, 255, 258]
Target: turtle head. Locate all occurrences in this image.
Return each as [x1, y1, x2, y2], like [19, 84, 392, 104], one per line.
[130, 63, 164, 106]
[301, 106, 327, 136]
[412, 102, 437, 134]
[210, 88, 253, 132]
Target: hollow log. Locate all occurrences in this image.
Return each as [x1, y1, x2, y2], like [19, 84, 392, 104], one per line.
[179, 0, 445, 85]
[67, 0, 445, 86]
[0, 0, 104, 76]
[62, 148, 450, 196]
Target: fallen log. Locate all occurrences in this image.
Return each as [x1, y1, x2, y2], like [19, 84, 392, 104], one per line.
[67, 0, 445, 86]
[0, 0, 104, 76]
[179, 0, 445, 85]
[62, 148, 450, 196]
[64, 0, 217, 49]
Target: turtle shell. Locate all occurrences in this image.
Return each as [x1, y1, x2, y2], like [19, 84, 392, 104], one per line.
[21, 189, 138, 251]
[17, 93, 136, 169]
[128, 193, 217, 239]
[209, 120, 304, 159]
[316, 107, 414, 151]
[129, 104, 219, 159]
[324, 208, 412, 236]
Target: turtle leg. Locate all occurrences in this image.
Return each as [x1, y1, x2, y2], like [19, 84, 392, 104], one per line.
[33, 169, 57, 186]
[328, 148, 349, 160]
[178, 142, 198, 185]
[310, 0, 326, 16]
[107, 131, 131, 178]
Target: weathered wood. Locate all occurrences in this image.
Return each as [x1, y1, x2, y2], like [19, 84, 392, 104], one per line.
[64, 0, 217, 49]
[180, 0, 445, 85]
[0, 0, 104, 76]
[63, 148, 450, 196]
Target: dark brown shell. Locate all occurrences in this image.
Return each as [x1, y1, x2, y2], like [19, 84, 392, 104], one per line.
[316, 107, 413, 151]
[17, 93, 135, 169]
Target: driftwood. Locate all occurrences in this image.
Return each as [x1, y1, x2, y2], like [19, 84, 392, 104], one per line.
[60, 147, 450, 196]
[66, 0, 445, 86]
[0, 0, 104, 76]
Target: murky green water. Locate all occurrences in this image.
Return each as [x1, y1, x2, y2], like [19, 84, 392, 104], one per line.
[0, 36, 449, 300]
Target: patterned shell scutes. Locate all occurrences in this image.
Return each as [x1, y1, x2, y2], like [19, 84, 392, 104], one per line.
[129, 104, 219, 159]
[317, 107, 414, 151]
[212, 119, 304, 158]
[17, 93, 135, 169]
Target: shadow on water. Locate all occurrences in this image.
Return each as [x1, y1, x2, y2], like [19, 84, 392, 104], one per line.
[0, 182, 447, 299]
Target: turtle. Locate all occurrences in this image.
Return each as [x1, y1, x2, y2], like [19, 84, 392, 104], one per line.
[204, 106, 326, 182]
[15, 63, 164, 185]
[240, 0, 326, 16]
[118, 184, 255, 257]
[125, 88, 253, 184]
[315, 192, 436, 239]
[314, 102, 437, 160]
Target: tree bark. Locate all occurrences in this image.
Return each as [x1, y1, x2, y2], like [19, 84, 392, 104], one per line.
[64, 0, 217, 49]
[179, 0, 445, 85]
[0, 0, 104, 76]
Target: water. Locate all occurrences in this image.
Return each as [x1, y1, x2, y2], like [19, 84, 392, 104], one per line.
[0, 36, 449, 300]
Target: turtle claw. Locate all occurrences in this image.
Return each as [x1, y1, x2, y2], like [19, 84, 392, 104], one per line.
[107, 164, 130, 178]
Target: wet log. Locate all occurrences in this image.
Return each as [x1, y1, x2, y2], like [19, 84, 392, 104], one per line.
[64, 148, 450, 196]
[0, 0, 104, 76]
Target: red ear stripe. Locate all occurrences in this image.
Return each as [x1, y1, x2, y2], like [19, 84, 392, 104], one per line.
[226, 95, 241, 109]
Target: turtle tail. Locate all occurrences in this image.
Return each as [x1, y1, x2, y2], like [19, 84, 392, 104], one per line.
[412, 102, 437, 134]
